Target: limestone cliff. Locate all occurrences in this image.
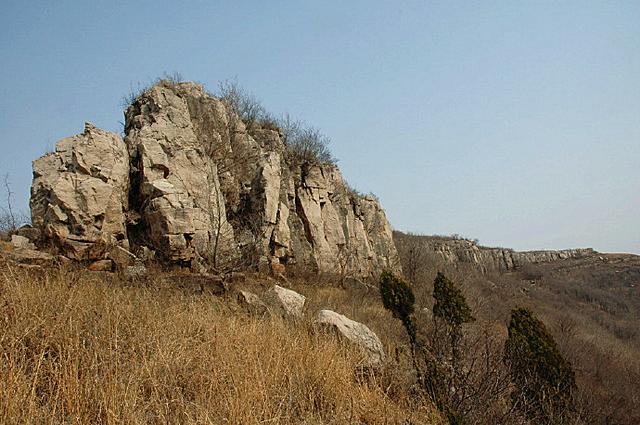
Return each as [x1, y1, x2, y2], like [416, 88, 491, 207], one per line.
[394, 231, 595, 274]
[30, 81, 400, 277]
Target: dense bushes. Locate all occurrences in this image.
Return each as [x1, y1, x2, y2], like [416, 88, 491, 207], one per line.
[380, 271, 479, 424]
[379, 270, 417, 345]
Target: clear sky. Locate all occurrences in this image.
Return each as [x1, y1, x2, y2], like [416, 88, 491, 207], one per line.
[1, 1, 638, 254]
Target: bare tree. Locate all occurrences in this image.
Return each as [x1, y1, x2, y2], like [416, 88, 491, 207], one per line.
[217, 79, 269, 129]
[278, 114, 335, 165]
[1, 174, 29, 237]
[1, 174, 16, 232]
[200, 90, 264, 274]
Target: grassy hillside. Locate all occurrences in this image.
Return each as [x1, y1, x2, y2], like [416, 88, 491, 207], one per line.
[3, 231, 639, 424]
[0, 260, 442, 424]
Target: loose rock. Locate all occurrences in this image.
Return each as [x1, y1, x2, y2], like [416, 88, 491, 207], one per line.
[263, 285, 306, 318]
[237, 290, 269, 314]
[314, 309, 385, 367]
[11, 235, 35, 250]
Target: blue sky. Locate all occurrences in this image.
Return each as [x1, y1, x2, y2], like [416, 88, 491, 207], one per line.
[1, 1, 638, 253]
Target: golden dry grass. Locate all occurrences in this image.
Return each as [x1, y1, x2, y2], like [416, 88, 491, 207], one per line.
[0, 263, 440, 424]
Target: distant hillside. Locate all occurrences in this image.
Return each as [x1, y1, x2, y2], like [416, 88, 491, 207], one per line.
[393, 231, 640, 424]
[394, 231, 595, 273]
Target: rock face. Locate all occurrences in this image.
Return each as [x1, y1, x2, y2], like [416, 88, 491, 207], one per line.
[30, 81, 400, 278]
[394, 232, 595, 273]
[30, 123, 130, 259]
[314, 309, 385, 367]
[124, 83, 235, 265]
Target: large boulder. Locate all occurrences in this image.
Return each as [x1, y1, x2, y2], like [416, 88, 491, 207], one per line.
[314, 309, 385, 367]
[30, 123, 129, 259]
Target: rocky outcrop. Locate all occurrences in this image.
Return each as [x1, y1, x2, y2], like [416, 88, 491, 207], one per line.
[314, 309, 385, 367]
[30, 123, 130, 259]
[394, 232, 595, 273]
[30, 80, 400, 278]
[123, 81, 399, 276]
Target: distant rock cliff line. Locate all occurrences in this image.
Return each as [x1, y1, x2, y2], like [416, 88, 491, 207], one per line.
[30, 79, 400, 277]
[394, 231, 595, 273]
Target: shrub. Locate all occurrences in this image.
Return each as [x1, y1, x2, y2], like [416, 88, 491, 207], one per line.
[278, 114, 335, 165]
[430, 273, 476, 425]
[217, 79, 270, 128]
[433, 272, 475, 338]
[379, 270, 417, 345]
[0, 174, 29, 238]
[120, 72, 184, 109]
[504, 307, 576, 423]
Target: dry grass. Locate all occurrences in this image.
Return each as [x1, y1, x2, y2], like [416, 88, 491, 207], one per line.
[0, 263, 440, 425]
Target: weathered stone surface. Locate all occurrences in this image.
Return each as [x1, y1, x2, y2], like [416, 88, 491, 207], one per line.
[108, 246, 137, 269]
[314, 309, 385, 366]
[125, 82, 236, 265]
[263, 285, 306, 318]
[30, 123, 129, 260]
[125, 263, 147, 278]
[5, 248, 55, 267]
[123, 81, 400, 277]
[14, 225, 40, 243]
[270, 262, 286, 276]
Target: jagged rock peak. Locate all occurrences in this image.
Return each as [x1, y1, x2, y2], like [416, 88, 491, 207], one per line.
[29, 80, 401, 278]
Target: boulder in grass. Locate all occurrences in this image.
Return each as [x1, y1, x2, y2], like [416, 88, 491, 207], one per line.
[263, 285, 306, 318]
[237, 290, 269, 315]
[314, 309, 385, 367]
